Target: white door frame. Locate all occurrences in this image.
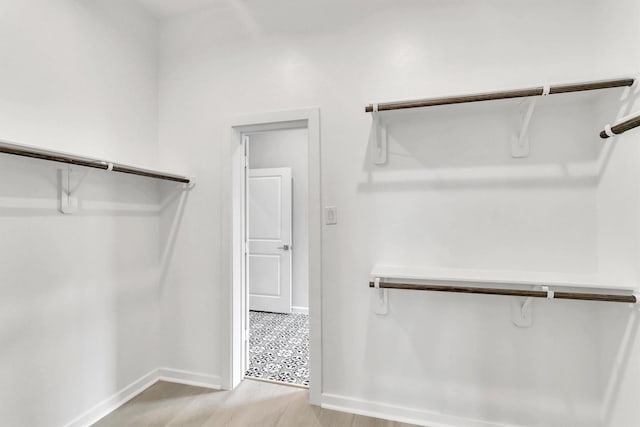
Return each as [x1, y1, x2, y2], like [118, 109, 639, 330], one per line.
[221, 108, 321, 404]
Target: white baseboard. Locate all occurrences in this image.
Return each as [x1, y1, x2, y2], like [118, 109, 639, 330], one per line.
[62, 368, 222, 427]
[63, 369, 158, 427]
[292, 306, 309, 315]
[321, 393, 517, 427]
[157, 367, 222, 390]
[64, 369, 517, 427]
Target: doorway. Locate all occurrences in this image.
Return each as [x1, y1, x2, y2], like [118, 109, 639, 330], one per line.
[244, 129, 309, 387]
[225, 108, 321, 404]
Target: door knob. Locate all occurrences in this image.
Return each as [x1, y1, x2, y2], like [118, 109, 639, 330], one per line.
[277, 244, 290, 251]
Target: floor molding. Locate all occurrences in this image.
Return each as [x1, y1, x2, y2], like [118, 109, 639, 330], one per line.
[321, 393, 518, 427]
[291, 306, 309, 314]
[157, 367, 222, 390]
[63, 368, 222, 427]
[63, 369, 159, 427]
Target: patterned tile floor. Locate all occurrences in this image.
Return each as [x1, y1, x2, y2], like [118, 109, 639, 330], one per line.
[245, 310, 309, 387]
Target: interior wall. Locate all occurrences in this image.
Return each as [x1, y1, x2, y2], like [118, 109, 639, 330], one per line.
[249, 129, 309, 311]
[0, 1, 162, 426]
[592, 1, 640, 426]
[593, 0, 640, 284]
[155, 0, 640, 426]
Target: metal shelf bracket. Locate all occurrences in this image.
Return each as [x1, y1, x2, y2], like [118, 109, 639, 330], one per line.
[372, 277, 389, 315]
[60, 167, 79, 214]
[512, 85, 549, 158]
[512, 296, 533, 328]
[371, 104, 388, 165]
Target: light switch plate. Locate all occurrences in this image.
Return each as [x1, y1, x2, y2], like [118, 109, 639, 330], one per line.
[325, 206, 337, 225]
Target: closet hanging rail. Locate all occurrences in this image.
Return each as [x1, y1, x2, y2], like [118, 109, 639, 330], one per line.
[368, 280, 637, 304]
[0, 140, 191, 184]
[365, 78, 635, 113]
[600, 112, 640, 139]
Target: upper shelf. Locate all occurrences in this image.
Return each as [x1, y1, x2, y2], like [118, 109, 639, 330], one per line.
[0, 139, 192, 185]
[370, 265, 639, 292]
[365, 77, 635, 113]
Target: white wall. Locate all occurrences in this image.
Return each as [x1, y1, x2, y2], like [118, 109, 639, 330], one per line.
[0, 1, 163, 426]
[249, 129, 309, 310]
[1, 0, 625, 426]
[155, 1, 640, 426]
[592, 1, 640, 426]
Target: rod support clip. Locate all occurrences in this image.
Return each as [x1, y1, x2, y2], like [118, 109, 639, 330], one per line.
[604, 124, 616, 138]
[185, 176, 197, 190]
[372, 277, 389, 315]
[371, 104, 388, 165]
[632, 292, 640, 307]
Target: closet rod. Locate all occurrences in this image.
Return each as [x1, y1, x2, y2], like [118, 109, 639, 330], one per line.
[0, 140, 191, 184]
[600, 112, 640, 139]
[368, 281, 637, 303]
[365, 78, 635, 113]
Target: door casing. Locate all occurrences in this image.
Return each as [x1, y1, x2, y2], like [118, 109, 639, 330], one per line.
[222, 108, 321, 405]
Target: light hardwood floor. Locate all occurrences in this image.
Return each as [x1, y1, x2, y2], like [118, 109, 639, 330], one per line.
[92, 379, 418, 427]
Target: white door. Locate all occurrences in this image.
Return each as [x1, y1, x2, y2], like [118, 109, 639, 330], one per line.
[248, 168, 292, 313]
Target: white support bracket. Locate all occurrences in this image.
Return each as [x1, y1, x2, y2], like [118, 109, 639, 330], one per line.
[511, 283, 554, 328]
[512, 296, 533, 328]
[59, 167, 79, 214]
[511, 85, 548, 158]
[371, 104, 388, 165]
[511, 98, 536, 158]
[372, 277, 389, 315]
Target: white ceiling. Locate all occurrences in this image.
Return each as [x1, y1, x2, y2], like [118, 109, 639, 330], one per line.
[135, 0, 221, 18]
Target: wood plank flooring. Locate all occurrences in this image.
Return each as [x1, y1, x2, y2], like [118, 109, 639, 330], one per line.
[92, 379, 418, 427]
